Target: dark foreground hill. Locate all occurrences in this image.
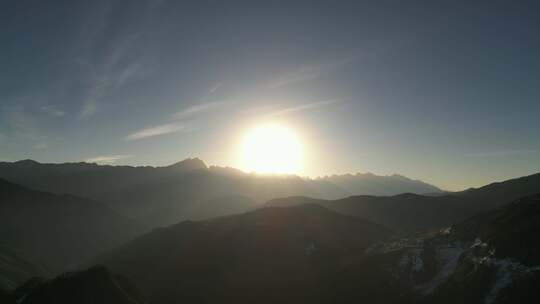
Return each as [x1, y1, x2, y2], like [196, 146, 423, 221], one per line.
[94, 194, 540, 304]
[267, 172, 540, 232]
[1, 265, 146, 304]
[0, 246, 47, 291]
[0, 159, 441, 227]
[96, 204, 392, 304]
[347, 193, 540, 304]
[0, 178, 144, 274]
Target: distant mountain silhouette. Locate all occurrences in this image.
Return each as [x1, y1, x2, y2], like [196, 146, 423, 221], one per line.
[96, 204, 392, 304]
[0, 159, 441, 227]
[317, 173, 441, 196]
[0, 158, 207, 199]
[266, 172, 540, 232]
[0, 178, 144, 274]
[3, 265, 146, 304]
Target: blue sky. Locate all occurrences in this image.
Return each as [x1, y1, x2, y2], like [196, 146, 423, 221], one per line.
[1, 0, 539, 190]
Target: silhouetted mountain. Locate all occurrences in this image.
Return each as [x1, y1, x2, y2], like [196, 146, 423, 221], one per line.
[164, 157, 208, 172]
[317, 173, 442, 196]
[97, 204, 392, 304]
[4, 265, 146, 304]
[0, 178, 144, 273]
[0, 158, 207, 199]
[0, 159, 442, 227]
[267, 172, 540, 232]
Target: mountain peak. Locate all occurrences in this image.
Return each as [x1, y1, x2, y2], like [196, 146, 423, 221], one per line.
[14, 159, 40, 166]
[167, 158, 207, 171]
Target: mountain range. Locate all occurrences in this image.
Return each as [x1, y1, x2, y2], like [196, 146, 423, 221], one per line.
[0, 158, 441, 226]
[1, 159, 539, 303]
[267, 172, 540, 232]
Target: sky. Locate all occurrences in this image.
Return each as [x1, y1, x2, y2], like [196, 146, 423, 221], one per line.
[1, 0, 539, 191]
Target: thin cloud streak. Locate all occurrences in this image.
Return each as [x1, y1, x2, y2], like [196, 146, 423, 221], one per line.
[41, 105, 66, 117]
[267, 100, 341, 117]
[173, 101, 227, 119]
[85, 154, 133, 164]
[126, 97, 227, 143]
[81, 100, 98, 117]
[269, 67, 322, 89]
[2, 105, 40, 141]
[209, 82, 222, 94]
[126, 123, 184, 141]
[268, 57, 355, 89]
[76, 9, 150, 119]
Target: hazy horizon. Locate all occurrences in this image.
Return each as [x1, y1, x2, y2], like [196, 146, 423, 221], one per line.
[3, 156, 539, 192]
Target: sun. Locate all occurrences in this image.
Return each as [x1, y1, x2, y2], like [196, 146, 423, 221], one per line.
[240, 123, 302, 174]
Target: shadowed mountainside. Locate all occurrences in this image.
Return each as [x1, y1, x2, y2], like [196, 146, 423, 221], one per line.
[96, 204, 392, 304]
[0, 178, 144, 274]
[351, 193, 540, 304]
[2, 265, 146, 304]
[11, 194, 536, 304]
[0, 246, 47, 291]
[1, 163, 539, 303]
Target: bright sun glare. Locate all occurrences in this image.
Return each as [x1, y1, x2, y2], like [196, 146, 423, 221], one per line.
[240, 124, 302, 174]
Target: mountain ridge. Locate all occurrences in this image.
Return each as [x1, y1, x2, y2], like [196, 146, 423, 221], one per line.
[0, 158, 443, 227]
[266, 171, 540, 232]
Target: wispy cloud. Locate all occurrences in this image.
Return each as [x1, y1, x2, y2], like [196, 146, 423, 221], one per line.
[266, 100, 341, 117]
[173, 101, 227, 119]
[0, 104, 56, 149]
[269, 67, 323, 89]
[80, 60, 145, 119]
[76, 11, 150, 119]
[268, 58, 354, 89]
[126, 91, 226, 142]
[41, 105, 66, 117]
[209, 82, 222, 94]
[1, 105, 39, 141]
[85, 154, 133, 164]
[81, 100, 98, 117]
[126, 123, 184, 141]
